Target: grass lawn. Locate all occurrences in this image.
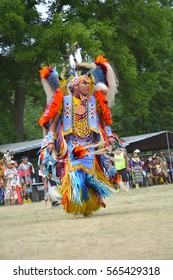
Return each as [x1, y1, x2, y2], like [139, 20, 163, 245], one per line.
[0, 184, 173, 260]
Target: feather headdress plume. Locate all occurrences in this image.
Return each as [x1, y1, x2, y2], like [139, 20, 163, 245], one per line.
[74, 42, 82, 63]
[40, 66, 59, 104]
[39, 46, 119, 130]
[91, 55, 119, 108]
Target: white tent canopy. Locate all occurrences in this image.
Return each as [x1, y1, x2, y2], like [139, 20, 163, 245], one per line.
[123, 131, 173, 152]
[0, 139, 42, 154]
[0, 131, 173, 155]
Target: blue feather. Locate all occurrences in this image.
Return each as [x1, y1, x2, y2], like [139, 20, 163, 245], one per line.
[108, 166, 117, 179]
[90, 66, 106, 84]
[69, 170, 90, 204]
[86, 173, 110, 198]
[48, 67, 60, 91]
[69, 169, 112, 205]
[97, 155, 110, 171]
[41, 148, 58, 183]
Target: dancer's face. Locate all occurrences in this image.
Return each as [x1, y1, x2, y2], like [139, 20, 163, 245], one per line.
[77, 80, 90, 96]
[73, 75, 90, 96]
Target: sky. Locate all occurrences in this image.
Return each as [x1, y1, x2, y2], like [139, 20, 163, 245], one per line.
[36, 0, 49, 19]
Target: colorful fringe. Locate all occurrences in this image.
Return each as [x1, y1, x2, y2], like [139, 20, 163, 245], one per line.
[60, 159, 114, 216]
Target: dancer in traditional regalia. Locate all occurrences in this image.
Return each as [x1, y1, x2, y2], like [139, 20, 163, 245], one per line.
[38, 46, 119, 217]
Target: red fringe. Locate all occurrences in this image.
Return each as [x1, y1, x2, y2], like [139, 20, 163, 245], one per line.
[40, 66, 52, 79]
[95, 90, 112, 125]
[39, 88, 64, 127]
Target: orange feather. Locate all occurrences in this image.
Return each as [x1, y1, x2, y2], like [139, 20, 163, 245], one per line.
[95, 55, 109, 65]
[40, 66, 52, 79]
[95, 90, 112, 125]
[39, 88, 63, 127]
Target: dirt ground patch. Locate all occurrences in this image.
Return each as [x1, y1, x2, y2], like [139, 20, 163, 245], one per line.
[0, 185, 173, 260]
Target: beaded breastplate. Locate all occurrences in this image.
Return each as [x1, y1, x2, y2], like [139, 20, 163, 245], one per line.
[72, 97, 90, 137]
[63, 95, 99, 135]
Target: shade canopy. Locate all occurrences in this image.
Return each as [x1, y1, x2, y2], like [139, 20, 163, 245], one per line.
[0, 139, 42, 155]
[123, 131, 173, 153]
[0, 131, 173, 157]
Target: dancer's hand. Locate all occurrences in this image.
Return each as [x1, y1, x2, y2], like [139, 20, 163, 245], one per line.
[48, 143, 55, 153]
[107, 136, 115, 147]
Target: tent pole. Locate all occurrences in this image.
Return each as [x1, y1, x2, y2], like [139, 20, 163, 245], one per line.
[166, 131, 173, 180]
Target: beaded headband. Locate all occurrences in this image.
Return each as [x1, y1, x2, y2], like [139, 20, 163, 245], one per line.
[71, 75, 91, 87]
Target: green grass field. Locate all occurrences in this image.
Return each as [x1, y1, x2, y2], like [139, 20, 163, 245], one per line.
[0, 184, 173, 260]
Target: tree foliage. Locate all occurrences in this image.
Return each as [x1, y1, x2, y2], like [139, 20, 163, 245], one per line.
[0, 0, 44, 143]
[0, 0, 173, 144]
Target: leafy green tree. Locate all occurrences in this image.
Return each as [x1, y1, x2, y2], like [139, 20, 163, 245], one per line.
[1, 0, 173, 145]
[48, 0, 173, 136]
[116, 1, 173, 136]
[0, 0, 44, 143]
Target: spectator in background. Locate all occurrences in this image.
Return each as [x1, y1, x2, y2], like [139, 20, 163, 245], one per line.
[4, 161, 21, 205]
[18, 156, 33, 203]
[26, 157, 35, 181]
[148, 154, 168, 185]
[114, 148, 130, 190]
[130, 149, 143, 188]
[159, 151, 170, 183]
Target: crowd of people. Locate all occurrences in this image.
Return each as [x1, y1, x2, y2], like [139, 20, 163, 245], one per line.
[0, 148, 172, 208]
[141, 151, 173, 186]
[108, 148, 173, 191]
[0, 156, 35, 206]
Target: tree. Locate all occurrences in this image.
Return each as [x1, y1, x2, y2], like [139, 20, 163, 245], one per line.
[0, 0, 45, 143]
[47, 0, 173, 136]
[1, 0, 173, 145]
